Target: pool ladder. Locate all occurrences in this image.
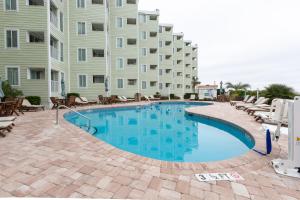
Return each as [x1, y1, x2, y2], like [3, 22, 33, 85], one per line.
[56, 105, 94, 133]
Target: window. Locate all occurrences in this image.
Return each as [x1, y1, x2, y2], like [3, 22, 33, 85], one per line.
[150, 81, 157, 87]
[6, 67, 19, 86]
[6, 29, 18, 48]
[127, 0, 136, 4]
[28, 68, 45, 80]
[159, 26, 162, 33]
[165, 27, 172, 32]
[78, 75, 87, 88]
[117, 79, 124, 89]
[140, 14, 146, 23]
[28, 0, 44, 6]
[77, 0, 85, 8]
[116, 17, 123, 28]
[177, 84, 182, 89]
[92, 0, 103, 4]
[159, 83, 163, 90]
[92, 23, 104, 31]
[127, 38, 136, 45]
[150, 65, 157, 70]
[128, 79, 137, 86]
[5, 0, 17, 10]
[27, 31, 44, 43]
[78, 48, 87, 62]
[159, 69, 163, 76]
[60, 12, 63, 32]
[141, 64, 147, 73]
[141, 31, 147, 40]
[116, 37, 124, 48]
[150, 48, 157, 54]
[60, 42, 63, 61]
[141, 48, 147, 56]
[159, 41, 163, 48]
[116, 58, 124, 69]
[159, 55, 163, 62]
[127, 18, 136, 25]
[77, 22, 86, 35]
[127, 59, 136, 65]
[149, 15, 157, 21]
[116, 0, 122, 7]
[142, 81, 147, 90]
[150, 32, 157, 37]
[93, 49, 104, 57]
[93, 75, 104, 83]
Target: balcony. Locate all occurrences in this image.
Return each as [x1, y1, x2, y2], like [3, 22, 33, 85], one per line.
[50, 2, 58, 27]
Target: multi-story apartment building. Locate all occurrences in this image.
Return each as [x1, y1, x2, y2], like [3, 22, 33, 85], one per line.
[0, 0, 198, 106]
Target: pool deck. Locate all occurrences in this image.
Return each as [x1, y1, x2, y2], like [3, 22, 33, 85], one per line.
[0, 101, 299, 199]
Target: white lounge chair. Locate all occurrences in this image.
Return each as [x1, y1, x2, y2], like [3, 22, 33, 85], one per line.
[75, 97, 89, 106]
[80, 97, 97, 104]
[236, 97, 264, 110]
[22, 99, 45, 111]
[0, 121, 14, 137]
[121, 96, 135, 102]
[243, 98, 269, 111]
[230, 95, 249, 106]
[149, 95, 160, 101]
[0, 116, 16, 122]
[117, 96, 127, 102]
[143, 96, 150, 101]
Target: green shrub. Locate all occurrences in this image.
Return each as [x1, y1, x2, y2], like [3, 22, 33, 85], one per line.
[26, 96, 41, 105]
[154, 92, 161, 98]
[2, 80, 23, 98]
[184, 93, 198, 100]
[170, 94, 180, 100]
[67, 93, 80, 98]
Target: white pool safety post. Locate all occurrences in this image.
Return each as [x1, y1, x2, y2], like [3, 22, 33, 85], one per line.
[272, 96, 300, 178]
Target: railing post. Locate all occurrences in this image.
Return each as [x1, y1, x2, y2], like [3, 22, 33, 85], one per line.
[56, 106, 59, 125]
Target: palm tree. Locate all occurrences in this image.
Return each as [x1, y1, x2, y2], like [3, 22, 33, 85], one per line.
[225, 82, 251, 91]
[261, 84, 296, 101]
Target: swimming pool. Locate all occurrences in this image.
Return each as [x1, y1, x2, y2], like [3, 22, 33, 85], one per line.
[64, 102, 255, 162]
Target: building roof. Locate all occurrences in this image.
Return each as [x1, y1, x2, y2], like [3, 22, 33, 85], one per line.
[138, 10, 160, 16]
[159, 23, 173, 27]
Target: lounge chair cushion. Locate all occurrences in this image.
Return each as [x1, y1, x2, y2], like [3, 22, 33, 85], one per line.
[0, 117, 16, 122]
[0, 121, 13, 128]
[22, 99, 44, 108]
[75, 97, 88, 104]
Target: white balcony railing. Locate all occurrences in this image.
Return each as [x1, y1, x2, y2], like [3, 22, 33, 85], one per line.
[51, 46, 59, 59]
[50, 12, 58, 27]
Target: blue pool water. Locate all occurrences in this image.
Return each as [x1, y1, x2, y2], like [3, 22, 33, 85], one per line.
[64, 102, 255, 162]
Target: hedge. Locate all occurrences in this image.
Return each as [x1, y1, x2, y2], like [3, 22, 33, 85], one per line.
[67, 93, 80, 98]
[26, 96, 41, 105]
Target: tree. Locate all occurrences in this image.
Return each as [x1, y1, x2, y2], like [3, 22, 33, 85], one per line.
[225, 82, 251, 91]
[2, 80, 23, 98]
[261, 84, 296, 101]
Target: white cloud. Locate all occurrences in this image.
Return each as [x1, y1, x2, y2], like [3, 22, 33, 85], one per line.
[139, 0, 300, 92]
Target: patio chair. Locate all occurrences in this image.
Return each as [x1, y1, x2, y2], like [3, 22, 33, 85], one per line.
[0, 121, 14, 137]
[66, 96, 76, 108]
[22, 99, 45, 111]
[0, 117, 16, 126]
[230, 95, 249, 106]
[80, 97, 97, 105]
[143, 96, 150, 101]
[50, 97, 62, 109]
[75, 97, 89, 106]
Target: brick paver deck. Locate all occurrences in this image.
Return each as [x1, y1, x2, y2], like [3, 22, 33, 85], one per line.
[0, 102, 299, 199]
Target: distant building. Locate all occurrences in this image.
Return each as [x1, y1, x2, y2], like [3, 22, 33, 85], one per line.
[196, 84, 218, 100]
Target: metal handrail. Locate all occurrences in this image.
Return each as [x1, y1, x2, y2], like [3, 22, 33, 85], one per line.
[56, 105, 91, 130]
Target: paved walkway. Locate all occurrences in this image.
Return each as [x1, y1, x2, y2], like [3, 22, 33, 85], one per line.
[0, 102, 299, 199]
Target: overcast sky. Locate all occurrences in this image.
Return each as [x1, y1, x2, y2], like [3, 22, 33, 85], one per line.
[139, 0, 300, 92]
